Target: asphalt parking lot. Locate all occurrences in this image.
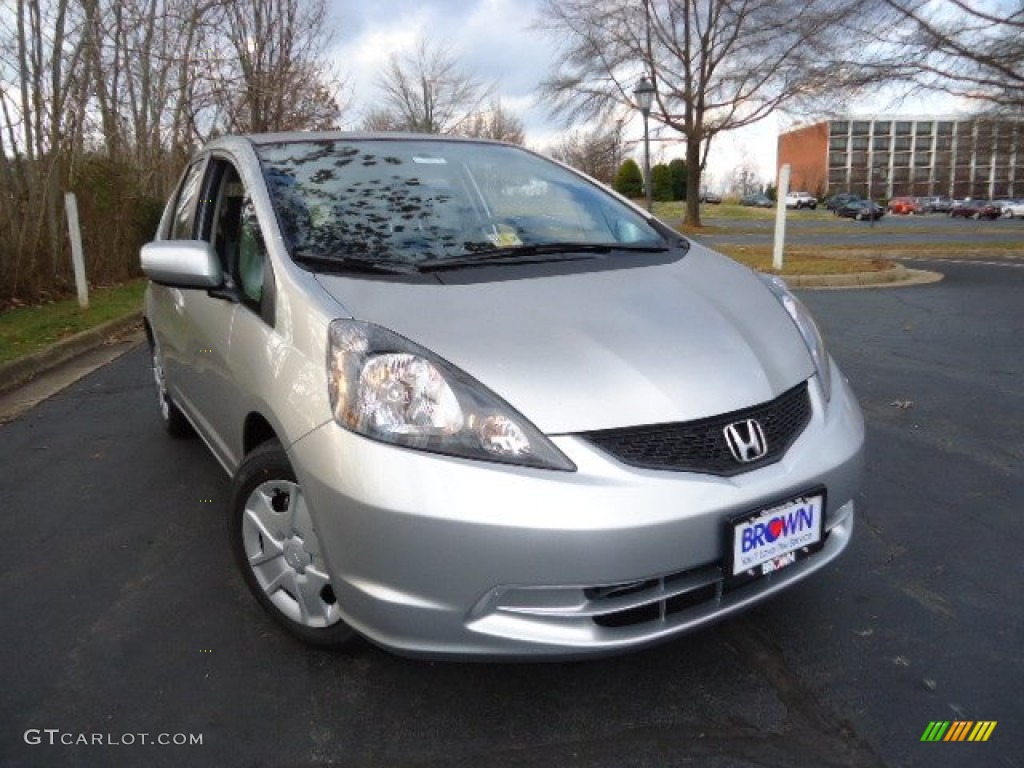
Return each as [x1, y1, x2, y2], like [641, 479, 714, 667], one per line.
[1, 258, 1021, 768]
[693, 208, 1024, 248]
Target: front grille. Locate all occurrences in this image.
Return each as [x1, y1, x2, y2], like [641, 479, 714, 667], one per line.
[580, 381, 812, 476]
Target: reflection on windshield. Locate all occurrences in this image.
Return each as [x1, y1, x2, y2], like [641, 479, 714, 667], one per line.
[255, 140, 664, 266]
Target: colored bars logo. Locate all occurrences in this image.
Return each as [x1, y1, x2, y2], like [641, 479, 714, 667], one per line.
[921, 721, 997, 742]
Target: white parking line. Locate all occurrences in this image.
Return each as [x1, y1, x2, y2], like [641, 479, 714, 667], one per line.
[900, 258, 1024, 269]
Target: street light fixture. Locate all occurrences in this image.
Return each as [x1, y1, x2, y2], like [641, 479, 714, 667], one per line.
[633, 76, 656, 212]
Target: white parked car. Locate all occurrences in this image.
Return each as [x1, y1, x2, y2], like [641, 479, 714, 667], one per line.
[785, 191, 818, 210]
[1000, 200, 1024, 218]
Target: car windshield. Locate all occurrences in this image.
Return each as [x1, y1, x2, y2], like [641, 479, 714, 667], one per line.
[254, 138, 665, 267]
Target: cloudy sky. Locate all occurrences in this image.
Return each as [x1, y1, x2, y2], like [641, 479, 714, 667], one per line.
[328, 0, 578, 145]
[325, 0, 962, 191]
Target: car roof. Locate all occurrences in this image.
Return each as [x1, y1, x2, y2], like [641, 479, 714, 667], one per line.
[241, 131, 509, 146]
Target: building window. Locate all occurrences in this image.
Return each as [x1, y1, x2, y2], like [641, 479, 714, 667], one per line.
[852, 121, 871, 135]
[831, 120, 849, 135]
[893, 152, 911, 167]
[829, 152, 848, 167]
[915, 136, 933, 150]
[873, 121, 892, 135]
[937, 121, 954, 136]
[894, 137, 911, 151]
[873, 137, 890, 151]
[852, 137, 869, 150]
[915, 121, 934, 135]
[914, 153, 932, 167]
[829, 137, 848, 151]
[895, 121, 913, 135]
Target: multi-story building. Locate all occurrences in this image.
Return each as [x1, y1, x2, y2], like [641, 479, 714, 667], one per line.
[778, 116, 1024, 199]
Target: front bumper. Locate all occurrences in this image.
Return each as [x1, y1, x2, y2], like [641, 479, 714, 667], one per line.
[289, 366, 864, 659]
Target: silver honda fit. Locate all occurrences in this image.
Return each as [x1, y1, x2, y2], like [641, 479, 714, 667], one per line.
[141, 133, 864, 659]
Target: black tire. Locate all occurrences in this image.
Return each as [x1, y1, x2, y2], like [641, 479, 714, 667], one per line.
[808, 202, 817, 210]
[149, 337, 192, 437]
[229, 439, 359, 649]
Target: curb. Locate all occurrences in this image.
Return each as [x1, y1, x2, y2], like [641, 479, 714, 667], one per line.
[782, 264, 908, 288]
[0, 311, 143, 397]
[783, 265, 944, 290]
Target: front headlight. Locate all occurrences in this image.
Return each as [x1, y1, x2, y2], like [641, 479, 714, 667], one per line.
[327, 319, 576, 471]
[759, 274, 832, 402]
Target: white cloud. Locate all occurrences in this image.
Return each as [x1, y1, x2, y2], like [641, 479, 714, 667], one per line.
[329, 0, 556, 138]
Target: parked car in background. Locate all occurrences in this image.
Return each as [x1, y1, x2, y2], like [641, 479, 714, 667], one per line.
[700, 191, 723, 204]
[887, 196, 921, 215]
[835, 199, 885, 221]
[140, 132, 864, 659]
[785, 191, 818, 210]
[825, 193, 861, 211]
[740, 193, 773, 208]
[950, 200, 1003, 219]
[990, 200, 1016, 217]
[919, 196, 954, 214]
[1002, 200, 1024, 218]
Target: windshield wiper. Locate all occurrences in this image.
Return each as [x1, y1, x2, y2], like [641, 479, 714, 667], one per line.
[416, 242, 671, 272]
[293, 254, 419, 275]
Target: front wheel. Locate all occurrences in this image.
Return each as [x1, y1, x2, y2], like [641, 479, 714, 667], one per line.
[230, 440, 358, 648]
[149, 337, 192, 437]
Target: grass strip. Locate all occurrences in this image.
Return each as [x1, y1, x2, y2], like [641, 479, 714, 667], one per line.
[714, 246, 894, 275]
[0, 280, 146, 365]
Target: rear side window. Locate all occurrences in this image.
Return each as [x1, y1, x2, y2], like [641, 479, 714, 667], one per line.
[170, 160, 206, 240]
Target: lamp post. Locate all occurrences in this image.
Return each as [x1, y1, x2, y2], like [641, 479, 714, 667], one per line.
[633, 76, 656, 212]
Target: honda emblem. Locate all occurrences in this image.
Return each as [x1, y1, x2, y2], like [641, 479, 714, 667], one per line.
[723, 419, 768, 463]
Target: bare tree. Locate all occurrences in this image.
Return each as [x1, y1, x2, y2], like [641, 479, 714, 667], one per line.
[537, 0, 877, 225]
[458, 99, 526, 144]
[372, 36, 494, 134]
[0, 0, 85, 289]
[213, 0, 344, 134]
[852, 0, 1024, 113]
[547, 123, 626, 184]
[729, 163, 762, 197]
[0, 0, 347, 302]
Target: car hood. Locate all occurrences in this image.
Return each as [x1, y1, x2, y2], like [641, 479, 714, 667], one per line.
[314, 244, 814, 434]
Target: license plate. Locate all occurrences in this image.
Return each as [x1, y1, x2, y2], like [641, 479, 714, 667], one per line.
[728, 492, 825, 579]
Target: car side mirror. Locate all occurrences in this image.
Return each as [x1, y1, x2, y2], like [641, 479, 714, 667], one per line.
[141, 241, 224, 289]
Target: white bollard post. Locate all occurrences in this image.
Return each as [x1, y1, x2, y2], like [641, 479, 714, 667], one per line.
[65, 192, 88, 309]
[773, 164, 791, 272]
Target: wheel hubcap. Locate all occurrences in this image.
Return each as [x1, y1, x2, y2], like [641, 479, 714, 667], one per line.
[151, 345, 170, 421]
[241, 480, 341, 628]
